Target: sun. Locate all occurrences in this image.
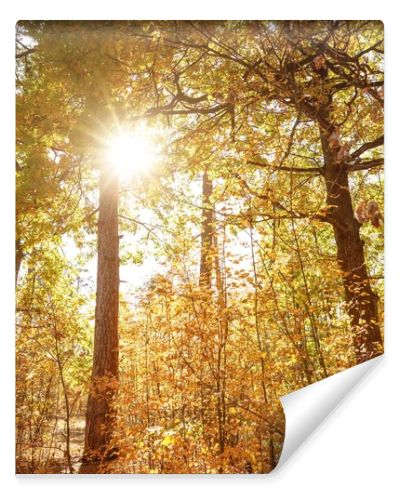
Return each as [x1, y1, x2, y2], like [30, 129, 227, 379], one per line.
[105, 126, 161, 178]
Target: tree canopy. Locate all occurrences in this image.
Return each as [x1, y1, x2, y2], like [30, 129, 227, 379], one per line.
[16, 20, 383, 474]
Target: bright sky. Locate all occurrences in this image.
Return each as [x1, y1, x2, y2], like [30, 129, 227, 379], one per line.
[59, 123, 261, 307]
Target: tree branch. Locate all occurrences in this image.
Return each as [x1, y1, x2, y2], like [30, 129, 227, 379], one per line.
[248, 160, 322, 175]
[349, 135, 384, 160]
[16, 48, 36, 59]
[347, 158, 384, 172]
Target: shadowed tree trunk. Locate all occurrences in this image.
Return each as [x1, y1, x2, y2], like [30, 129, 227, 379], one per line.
[288, 60, 383, 364]
[318, 108, 382, 363]
[80, 158, 120, 474]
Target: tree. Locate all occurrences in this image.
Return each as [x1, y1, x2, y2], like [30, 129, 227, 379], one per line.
[80, 152, 120, 473]
[16, 20, 383, 475]
[199, 169, 214, 289]
[164, 20, 383, 363]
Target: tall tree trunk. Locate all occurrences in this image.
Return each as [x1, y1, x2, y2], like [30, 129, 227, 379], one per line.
[319, 125, 382, 363]
[288, 60, 383, 364]
[198, 169, 214, 436]
[80, 160, 119, 473]
[199, 169, 214, 289]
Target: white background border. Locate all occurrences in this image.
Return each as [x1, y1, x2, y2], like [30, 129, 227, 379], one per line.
[1, 1, 399, 498]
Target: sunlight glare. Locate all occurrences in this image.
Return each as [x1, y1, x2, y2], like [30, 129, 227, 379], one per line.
[106, 126, 160, 178]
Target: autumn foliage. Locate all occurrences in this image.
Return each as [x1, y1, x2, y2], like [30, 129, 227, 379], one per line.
[16, 20, 383, 474]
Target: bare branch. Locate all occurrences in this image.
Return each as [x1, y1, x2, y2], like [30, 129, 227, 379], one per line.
[16, 48, 36, 59]
[347, 158, 384, 172]
[349, 135, 384, 160]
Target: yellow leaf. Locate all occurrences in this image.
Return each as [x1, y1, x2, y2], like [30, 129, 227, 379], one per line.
[161, 435, 174, 447]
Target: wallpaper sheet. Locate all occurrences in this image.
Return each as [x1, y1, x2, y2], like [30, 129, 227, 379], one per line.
[16, 20, 384, 474]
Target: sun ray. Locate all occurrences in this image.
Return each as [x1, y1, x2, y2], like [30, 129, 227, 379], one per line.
[105, 125, 161, 178]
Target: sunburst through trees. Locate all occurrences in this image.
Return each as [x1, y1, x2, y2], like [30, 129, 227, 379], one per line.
[16, 20, 383, 474]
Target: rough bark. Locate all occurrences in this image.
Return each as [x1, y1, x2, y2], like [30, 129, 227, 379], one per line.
[319, 126, 382, 363]
[80, 161, 119, 473]
[291, 62, 383, 363]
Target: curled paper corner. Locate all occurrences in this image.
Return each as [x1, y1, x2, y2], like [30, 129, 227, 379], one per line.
[274, 355, 383, 472]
